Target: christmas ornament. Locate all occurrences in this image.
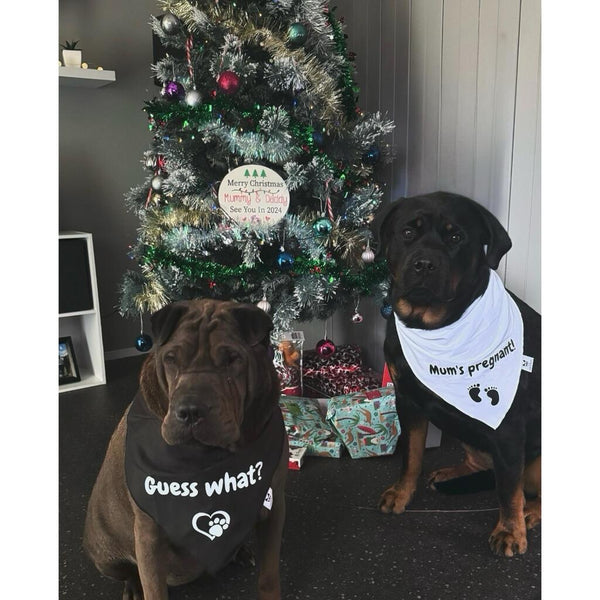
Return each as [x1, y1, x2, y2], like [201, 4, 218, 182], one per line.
[161, 12, 181, 35]
[351, 312, 364, 324]
[380, 302, 393, 319]
[361, 246, 375, 263]
[135, 333, 153, 352]
[161, 80, 185, 101]
[277, 252, 295, 271]
[218, 164, 290, 227]
[312, 131, 325, 148]
[287, 23, 308, 47]
[151, 175, 164, 191]
[185, 89, 202, 107]
[312, 217, 333, 237]
[363, 144, 381, 165]
[145, 155, 157, 170]
[257, 296, 271, 313]
[315, 338, 336, 357]
[217, 70, 241, 95]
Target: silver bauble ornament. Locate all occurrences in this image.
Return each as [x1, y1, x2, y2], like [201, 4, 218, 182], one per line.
[145, 155, 157, 170]
[361, 248, 375, 263]
[185, 89, 202, 107]
[257, 296, 271, 313]
[351, 312, 364, 324]
[151, 175, 164, 191]
[161, 12, 181, 35]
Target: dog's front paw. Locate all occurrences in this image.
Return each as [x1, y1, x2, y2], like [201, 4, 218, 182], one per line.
[378, 484, 414, 514]
[488, 525, 528, 557]
[524, 498, 541, 530]
[122, 577, 143, 600]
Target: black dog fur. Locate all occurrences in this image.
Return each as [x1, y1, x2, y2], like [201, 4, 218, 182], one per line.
[378, 191, 541, 557]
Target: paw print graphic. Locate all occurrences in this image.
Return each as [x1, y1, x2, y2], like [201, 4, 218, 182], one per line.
[192, 510, 232, 541]
[208, 516, 229, 538]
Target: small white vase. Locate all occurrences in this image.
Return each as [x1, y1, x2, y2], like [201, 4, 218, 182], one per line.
[62, 49, 82, 68]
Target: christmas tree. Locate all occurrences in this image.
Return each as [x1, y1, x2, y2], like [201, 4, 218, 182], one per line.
[120, 0, 394, 335]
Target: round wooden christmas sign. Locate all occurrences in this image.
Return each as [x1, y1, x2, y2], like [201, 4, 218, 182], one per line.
[218, 165, 290, 227]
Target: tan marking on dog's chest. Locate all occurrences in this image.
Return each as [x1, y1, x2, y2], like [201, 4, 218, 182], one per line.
[396, 299, 448, 327]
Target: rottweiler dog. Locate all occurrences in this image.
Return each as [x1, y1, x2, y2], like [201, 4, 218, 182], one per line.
[84, 299, 288, 599]
[378, 191, 540, 557]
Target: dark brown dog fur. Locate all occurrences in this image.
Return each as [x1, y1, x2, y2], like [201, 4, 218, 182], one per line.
[83, 299, 288, 599]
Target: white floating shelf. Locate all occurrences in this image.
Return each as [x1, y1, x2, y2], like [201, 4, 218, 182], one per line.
[59, 66, 116, 88]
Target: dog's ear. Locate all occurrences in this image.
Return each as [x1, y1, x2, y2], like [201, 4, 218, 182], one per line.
[150, 302, 190, 346]
[470, 201, 512, 269]
[139, 354, 168, 418]
[228, 304, 274, 348]
[375, 199, 404, 258]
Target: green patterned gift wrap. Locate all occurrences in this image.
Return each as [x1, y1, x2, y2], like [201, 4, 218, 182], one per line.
[326, 388, 401, 458]
[279, 396, 344, 458]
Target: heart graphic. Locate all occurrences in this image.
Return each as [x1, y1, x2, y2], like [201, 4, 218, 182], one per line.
[192, 510, 231, 541]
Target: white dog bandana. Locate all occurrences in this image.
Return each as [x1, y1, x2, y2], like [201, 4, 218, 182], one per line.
[394, 270, 524, 429]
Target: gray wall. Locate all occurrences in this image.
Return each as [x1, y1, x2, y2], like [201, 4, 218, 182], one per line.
[58, 0, 404, 369]
[59, 0, 160, 355]
[59, 0, 540, 374]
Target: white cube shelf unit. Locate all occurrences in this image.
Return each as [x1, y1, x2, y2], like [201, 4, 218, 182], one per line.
[59, 232, 106, 392]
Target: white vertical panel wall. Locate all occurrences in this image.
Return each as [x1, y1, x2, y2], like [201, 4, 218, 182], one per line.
[300, 0, 541, 369]
[401, 0, 540, 309]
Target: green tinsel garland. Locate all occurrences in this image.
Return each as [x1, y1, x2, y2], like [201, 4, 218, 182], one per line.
[141, 244, 388, 295]
[325, 6, 359, 120]
[145, 98, 363, 187]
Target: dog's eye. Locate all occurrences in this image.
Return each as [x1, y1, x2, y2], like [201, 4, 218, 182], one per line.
[164, 352, 177, 365]
[449, 232, 463, 244]
[401, 227, 416, 241]
[228, 351, 242, 364]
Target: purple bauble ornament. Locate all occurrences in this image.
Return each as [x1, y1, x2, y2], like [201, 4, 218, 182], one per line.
[161, 80, 185, 101]
[217, 70, 241, 95]
[316, 338, 336, 357]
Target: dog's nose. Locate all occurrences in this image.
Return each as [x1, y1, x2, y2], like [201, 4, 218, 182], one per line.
[413, 259, 436, 273]
[174, 403, 206, 425]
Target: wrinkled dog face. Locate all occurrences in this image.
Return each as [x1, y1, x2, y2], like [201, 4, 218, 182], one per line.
[145, 300, 276, 450]
[380, 193, 512, 329]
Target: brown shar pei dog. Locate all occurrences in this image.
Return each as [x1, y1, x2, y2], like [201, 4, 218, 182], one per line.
[378, 192, 541, 557]
[84, 299, 288, 599]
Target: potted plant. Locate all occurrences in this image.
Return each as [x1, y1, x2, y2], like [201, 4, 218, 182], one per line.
[60, 40, 82, 68]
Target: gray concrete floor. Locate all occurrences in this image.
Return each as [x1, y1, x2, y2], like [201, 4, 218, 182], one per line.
[60, 356, 540, 599]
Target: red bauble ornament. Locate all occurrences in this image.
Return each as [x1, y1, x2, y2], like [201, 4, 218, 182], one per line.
[217, 70, 241, 95]
[316, 338, 336, 357]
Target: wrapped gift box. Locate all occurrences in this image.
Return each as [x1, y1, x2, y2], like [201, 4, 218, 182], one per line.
[302, 344, 381, 398]
[381, 363, 442, 448]
[326, 387, 401, 458]
[288, 446, 307, 470]
[278, 396, 344, 458]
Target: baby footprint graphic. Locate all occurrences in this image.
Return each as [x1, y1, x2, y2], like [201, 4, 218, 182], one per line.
[485, 386, 500, 406]
[468, 384, 482, 402]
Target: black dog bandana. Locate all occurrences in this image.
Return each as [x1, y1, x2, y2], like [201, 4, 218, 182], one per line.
[125, 392, 285, 574]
